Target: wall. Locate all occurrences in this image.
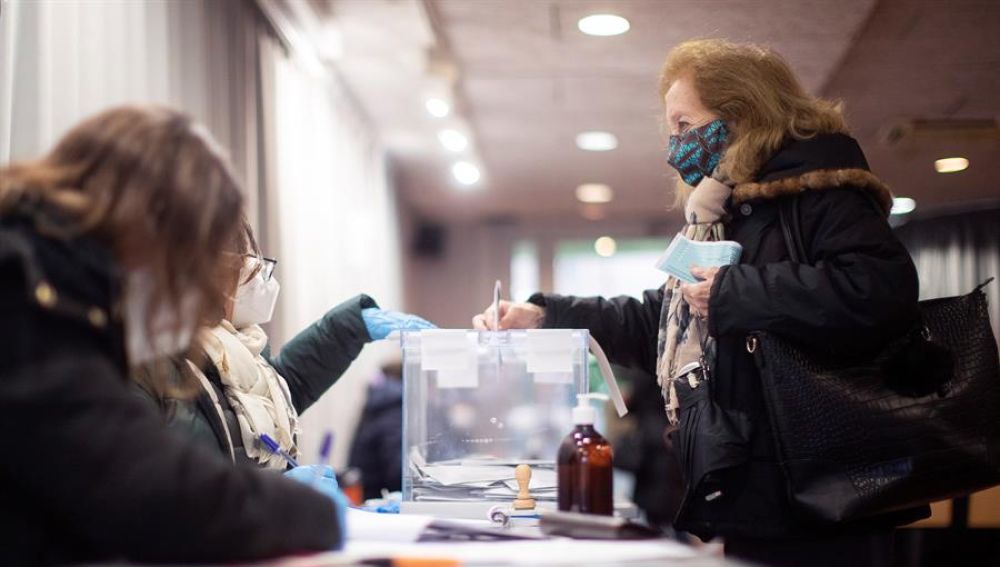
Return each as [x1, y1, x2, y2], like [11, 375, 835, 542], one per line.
[0, 0, 405, 469]
[259, 33, 404, 467]
[403, 213, 683, 328]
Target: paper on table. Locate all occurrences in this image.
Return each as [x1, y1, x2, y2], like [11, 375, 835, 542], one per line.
[420, 465, 518, 486]
[343, 539, 700, 565]
[525, 329, 575, 374]
[482, 486, 556, 499]
[502, 467, 557, 490]
[455, 458, 553, 466]
[346, 508, 432, 543]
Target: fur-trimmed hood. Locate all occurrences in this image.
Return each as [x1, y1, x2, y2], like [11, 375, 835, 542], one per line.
[731, 133, 893, 216]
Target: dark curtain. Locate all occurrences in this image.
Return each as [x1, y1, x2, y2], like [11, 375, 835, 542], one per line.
[895, 203, 1000, 348]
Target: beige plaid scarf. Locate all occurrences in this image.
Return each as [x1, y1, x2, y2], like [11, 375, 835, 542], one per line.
[656, 177, 733, 427]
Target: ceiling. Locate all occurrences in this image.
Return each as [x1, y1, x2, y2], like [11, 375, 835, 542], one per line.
[321, 0, 1000, 223]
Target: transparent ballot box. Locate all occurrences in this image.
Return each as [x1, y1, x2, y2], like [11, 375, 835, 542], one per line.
[400, 329, 590, 518]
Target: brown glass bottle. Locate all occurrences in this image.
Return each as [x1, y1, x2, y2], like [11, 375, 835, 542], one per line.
[557, 423, 614, 515]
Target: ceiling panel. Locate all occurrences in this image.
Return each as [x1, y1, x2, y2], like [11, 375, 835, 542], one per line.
[326, 0, 999, 222]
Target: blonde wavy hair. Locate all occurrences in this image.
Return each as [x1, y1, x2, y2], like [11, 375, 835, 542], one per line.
[660, 39, 848, 203]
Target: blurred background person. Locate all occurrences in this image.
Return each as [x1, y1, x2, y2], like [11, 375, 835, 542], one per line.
[134, 221, 432, 469]
[349, 360, 406, 500]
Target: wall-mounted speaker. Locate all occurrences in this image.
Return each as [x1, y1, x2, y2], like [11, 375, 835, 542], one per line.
[412, 221, 447, 259]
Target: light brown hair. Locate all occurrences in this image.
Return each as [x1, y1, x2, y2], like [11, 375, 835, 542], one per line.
[660, 39, 848, 202]
[0, 105, 245, 393]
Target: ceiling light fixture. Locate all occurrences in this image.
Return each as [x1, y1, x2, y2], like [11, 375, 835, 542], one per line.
[594, 236, 617, 257]
[451, 161, 481, 186]
[575, 183, 613, 204]
[575, 131, 618, 151]
[891, 197, 917, 215]
[934, 157, 969, 173]
[438, 129, 469, 152]
[425, 98, 451, 118]
[577, 14, 630, 37]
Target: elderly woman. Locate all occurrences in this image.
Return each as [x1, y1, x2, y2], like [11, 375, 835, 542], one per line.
[474, 40, 923, 566]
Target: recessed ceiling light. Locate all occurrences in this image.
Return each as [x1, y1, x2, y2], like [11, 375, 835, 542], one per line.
[425, 98, 450, 118]
[575, 131, 618, 152]
[451, 161, 481, 186]
[934, 157, 969, 173]
[577, 14, 630, 37]
[594, 236, 617, 257]
[438, 129, 468, 152]
[575, 183, 613, 204]
[891, 197, 916, 215]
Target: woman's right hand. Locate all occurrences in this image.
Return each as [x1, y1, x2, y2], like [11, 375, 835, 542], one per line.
[472, 300, 545, 330]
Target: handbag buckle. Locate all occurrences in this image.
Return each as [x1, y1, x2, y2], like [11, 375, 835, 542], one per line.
[746, 335, 758, 354]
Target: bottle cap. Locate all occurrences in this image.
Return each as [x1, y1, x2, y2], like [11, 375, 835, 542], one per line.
[572, 393, 609, 425]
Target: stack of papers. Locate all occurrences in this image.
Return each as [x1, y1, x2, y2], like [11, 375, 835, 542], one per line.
[654, 233, 742, 284]
[411, 457, 558, 503]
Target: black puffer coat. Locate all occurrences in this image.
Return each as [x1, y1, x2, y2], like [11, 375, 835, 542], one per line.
[529, 133, 929, 540]
[0, 203, 339, 564]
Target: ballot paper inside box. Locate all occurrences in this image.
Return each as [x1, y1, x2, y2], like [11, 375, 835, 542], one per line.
[399, 329, 589, 518]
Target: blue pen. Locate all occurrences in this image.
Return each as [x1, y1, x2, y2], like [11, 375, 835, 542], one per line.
[259, 433, 299, 468]
[313, 431, 334, 483]
[318, 431, 334, 465]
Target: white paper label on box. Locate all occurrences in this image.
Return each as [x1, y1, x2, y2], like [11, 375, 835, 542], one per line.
[533, 371, 574, 384]
[526, 329, 575, 374]
[436, 366, 479, 388]
[420, 330, 474, 372]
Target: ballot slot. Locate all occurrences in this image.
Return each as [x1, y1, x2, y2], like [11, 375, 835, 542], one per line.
[400, 329, 589, 518]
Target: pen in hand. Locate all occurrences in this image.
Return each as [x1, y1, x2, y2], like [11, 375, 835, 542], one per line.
[259, 432, 299, 468]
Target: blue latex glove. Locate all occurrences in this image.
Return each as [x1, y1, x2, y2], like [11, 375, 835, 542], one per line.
[362, 307, 436, 340]
[283, 465, 348, 543]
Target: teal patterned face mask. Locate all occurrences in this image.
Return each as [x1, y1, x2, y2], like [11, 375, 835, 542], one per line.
[666, 120, 729, 186]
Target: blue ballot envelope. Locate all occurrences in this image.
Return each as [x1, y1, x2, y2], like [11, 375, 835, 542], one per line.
[654, 233, 742, 284]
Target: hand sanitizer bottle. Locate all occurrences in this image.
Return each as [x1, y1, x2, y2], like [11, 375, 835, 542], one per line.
[557, 393, 614, 515]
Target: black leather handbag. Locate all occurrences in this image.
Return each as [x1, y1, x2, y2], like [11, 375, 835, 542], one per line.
[747, 197, 1000, 523]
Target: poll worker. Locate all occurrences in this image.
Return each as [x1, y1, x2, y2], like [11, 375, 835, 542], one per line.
[0, 105, 346, 564]
[473, 39, 923, 566]
[133, 221, 432, 468]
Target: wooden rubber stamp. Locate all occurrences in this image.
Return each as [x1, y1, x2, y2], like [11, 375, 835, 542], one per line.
[512, 463, 536, 510]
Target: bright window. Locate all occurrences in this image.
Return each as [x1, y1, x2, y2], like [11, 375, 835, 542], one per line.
[553, 238, 667, 298]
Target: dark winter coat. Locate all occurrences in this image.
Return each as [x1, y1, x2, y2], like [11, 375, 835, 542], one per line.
[529, 133, 929, 540]
[132, 295, 376, 466]
[348, 377, 404, 500]
[0, 203, 339, 565]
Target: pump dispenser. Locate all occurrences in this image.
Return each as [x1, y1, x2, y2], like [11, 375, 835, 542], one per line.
[557, 393, 614, 515]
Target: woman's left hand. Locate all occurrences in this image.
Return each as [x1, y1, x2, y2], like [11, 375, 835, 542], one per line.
[680, 266, 720, 319]
[362, 308, 436, 340]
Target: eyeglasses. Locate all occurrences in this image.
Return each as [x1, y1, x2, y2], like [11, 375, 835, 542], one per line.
[247, 255, 278, 282]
